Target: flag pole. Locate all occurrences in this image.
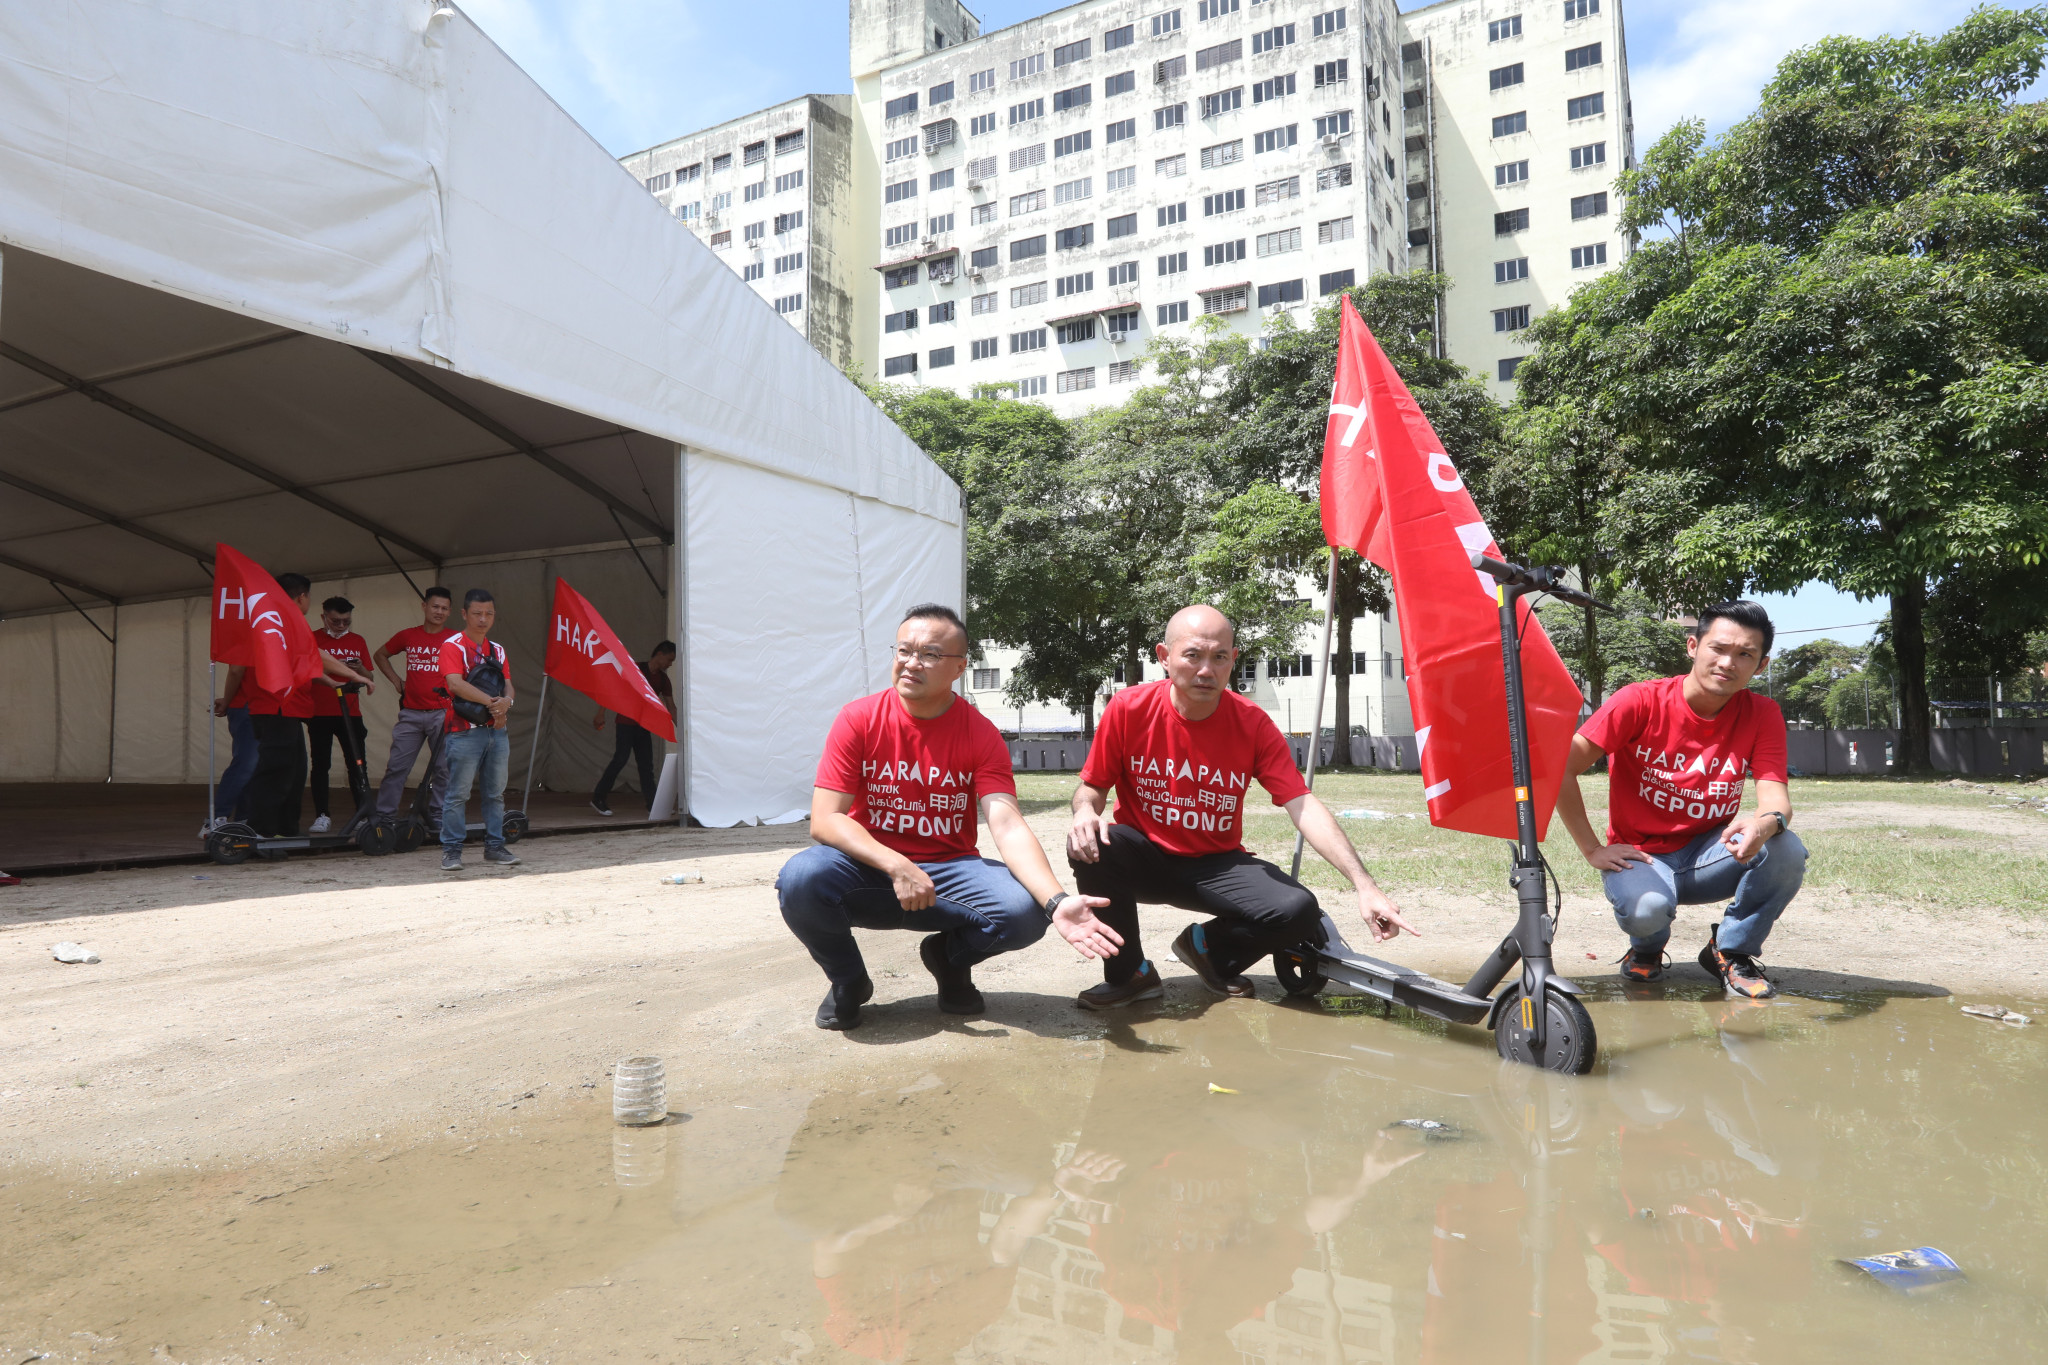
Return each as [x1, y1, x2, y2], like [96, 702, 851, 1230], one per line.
[1292, 553, 1341, 878]
[521, 674, 549, 815]
[207, 662, 217, 828]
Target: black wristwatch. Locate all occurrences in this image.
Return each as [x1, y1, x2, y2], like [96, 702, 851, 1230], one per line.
[1043, 892, 1071, 921]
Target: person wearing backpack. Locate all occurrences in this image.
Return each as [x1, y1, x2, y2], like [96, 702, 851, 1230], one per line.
[438, 588, 518, 871]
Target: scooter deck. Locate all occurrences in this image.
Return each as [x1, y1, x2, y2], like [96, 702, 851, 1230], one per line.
[1298, 913, 1495, 1026]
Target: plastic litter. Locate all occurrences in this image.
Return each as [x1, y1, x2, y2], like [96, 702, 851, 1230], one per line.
[1387, 1118, 1463, 1141]
[1207, 1083, 1239, 1094]
[659, 872, 704, 885]
[1841, 1246, 1965, 1294]
[51, 942, 100, 965]
[1961, 1004, 2032, 1027]
[613, 1055, 667, 1126]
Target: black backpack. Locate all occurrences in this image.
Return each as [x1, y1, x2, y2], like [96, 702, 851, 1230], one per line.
[450, 639, 507, 727]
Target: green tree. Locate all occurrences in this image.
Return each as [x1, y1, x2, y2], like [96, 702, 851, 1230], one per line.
[1537, 591, 1691, 701]
[1763, 638, 1867, 726]
[1514, 7, 2048, 770]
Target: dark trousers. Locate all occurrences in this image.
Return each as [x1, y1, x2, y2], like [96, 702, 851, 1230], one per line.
[593, 719, 655, 812]
[1071, 823, 1323, 984]
[306, 714, 369, 816]
[247, 714, 308, 837]
[215, 706, 258, 820]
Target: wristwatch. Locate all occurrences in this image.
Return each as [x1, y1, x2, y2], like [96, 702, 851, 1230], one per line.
[1759, 810, 1787, 832]
[1043, 892, 1071, 921]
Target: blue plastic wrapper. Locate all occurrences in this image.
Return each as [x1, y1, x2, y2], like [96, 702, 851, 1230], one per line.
[1841, 1247, 1965, 1294]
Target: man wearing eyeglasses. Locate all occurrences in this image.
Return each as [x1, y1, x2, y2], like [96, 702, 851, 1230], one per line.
[777, 603, 1124, 1031]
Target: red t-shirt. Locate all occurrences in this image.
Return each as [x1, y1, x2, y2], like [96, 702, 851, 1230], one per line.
[439, 634, 512, 734]
[1578, 676, 1789, 854]
[310, 631, 370, 717]
[814, 690, 1016, 862]
[382, 625, 458, 710]
[1078, 681, 1309, 857]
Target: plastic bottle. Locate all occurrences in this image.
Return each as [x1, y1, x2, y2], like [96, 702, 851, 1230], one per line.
[660, 871, 704, 885]
[612, 1056, 667, 1126]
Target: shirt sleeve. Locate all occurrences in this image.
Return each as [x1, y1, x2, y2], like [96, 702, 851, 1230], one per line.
[1577, 683, 1641, 755]
[1251, 712, 1311, 806]
[1747, 697, 1790, 784]
[381, 631, 408, 657]
[438, 638, 466, 679]
[814, 705, 865, 794]
[970, 714, 1018, 799]
[1077, 695, 1123, 789]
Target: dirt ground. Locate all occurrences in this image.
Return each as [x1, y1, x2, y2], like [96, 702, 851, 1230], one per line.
[4, 784, 2045, 1174]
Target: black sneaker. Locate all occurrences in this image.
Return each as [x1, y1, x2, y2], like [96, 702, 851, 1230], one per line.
[815, 977, 874, 1031]
[1171, 924, 1256, 999]
[439, 849, 462, 871]
[483, 846, 520, 866]
[589, 799, 613, 817]
[1698, 929, 1777, 1000]
[1619, 946, 1668, 983]
[1077, 961, 1166, 1010]
[920, 933, 986, 1014]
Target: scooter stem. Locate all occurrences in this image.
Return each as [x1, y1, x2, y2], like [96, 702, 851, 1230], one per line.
[1496, 580, 1553, 1054]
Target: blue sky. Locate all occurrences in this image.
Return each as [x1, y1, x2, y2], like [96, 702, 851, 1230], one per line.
[465, 0, 1993, 646]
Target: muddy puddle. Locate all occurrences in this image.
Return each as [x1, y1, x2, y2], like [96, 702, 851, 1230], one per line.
[4, 983, 2045, 1363]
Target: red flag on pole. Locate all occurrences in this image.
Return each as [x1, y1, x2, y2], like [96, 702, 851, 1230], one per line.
[545, 579, 676, 742]
[1319, 295, 1583, 839]
[209, 544, 318, 698]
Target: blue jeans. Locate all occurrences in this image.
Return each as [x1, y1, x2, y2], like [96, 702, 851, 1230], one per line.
[776, 844, 1047, 988]
[440, 726, 510, 852]
[1603, 827, 1808, 957]
[216, 707, 258, 820]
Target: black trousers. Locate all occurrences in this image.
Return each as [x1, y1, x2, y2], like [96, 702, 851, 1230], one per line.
[593, 718, 655, 812]
[305, 714, 369, 816]
[1071, 823, 1323, 984]
[247, 714, 308, 838]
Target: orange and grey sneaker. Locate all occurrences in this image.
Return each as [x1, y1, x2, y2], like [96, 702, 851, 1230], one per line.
[1698, 934, 1777, 1000]
[1619, 946, 1668, 983]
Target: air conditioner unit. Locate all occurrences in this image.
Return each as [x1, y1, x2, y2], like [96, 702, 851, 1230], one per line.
[921, 238, 937, 251]
[1233, 680, 1253, 693]
[970, 269, 985, 282]
[967, 179, 983, 191]
[1321, 133, 1343, 148]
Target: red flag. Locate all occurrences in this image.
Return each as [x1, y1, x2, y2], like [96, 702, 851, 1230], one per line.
[209, 544, 318, 698]
[1319, 296, 1582, 839]
[545, 579, 676, 742]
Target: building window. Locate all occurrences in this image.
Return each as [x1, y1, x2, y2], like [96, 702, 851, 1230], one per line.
[973, 667, 1002, 689]
[1109, 359, 1141, 383]
[644, 171, 673, 192]
[1152, 10, 1183, 37]
[1253, 74, 1297, 103]
[1318, 268, 1354, 295]
[1159, 251, 1189, 275]
[929, 345, 956, 368]
[967, 155, 998, 179]
[929, 169, 956, 193]
[1492, 110, 1528, 137]
[1201, 88, 1243, 119]
[970, 112, 997, 136]
[778, 210, 805, 234]
[1012, 281, 1049, 307]
[1156, 54, 1188, 84]
[1205, 239, 1246, 265]
[1250, 24, 1294, 54]
[972, 291, 998, 314]
[885, 178, 917, 204]
[885, 222, 916, 247]
[971, 202, 997, 224]
[1201, 141, 1244, 170]
[744, 181, 766, 203]
[971, 337, 999, 359]
[1253, 125, 1297, 153]
[928, 254, 956, 282]
[1565, 41, 1602, 71]
[1495, 207, 1530, 234]
[1055, 177, 1093, 205]
[1054, 130, 1093, 157]
[1010, 98, 1046, 125]
[1568, 92, 1606, 119]
[1495, 256, 1529, 283]
[711, 152, 732, 173]
[1256, 226, 1301, 256]
[776, 169, 805, 193]
[775, 251, 805, 274]
[742, 262, 765, 282]
[1011, 328, 1048, 352]
[1570, 191, 1609, 219]
[1157, 152, 1188, 177]
[1011, 53, 1046, 80]
[885, 308, 919, 333]
[1203, 188, 1247, 215]
[1316, 162, 1353, 189]
[1197, 0, 1239, 16]
[929, 80, 955, 105]
[1053, 83, 1092, 112]
[1488, 14, 1522, 41]
[1203, 285, 1249, 313]
[1196, 40, 1243, 71]
[1499, 356, 1525, 380]
[710, 230, 731, 249]
[1018, 375, 1049, 397]
[676, 163, 701, 183]
[1257, 278, 1304, 306]
[971, 246, 999, 268]
[1012, 189, 1047, 216]
[1571, 242, 1608, 268]
[744, 221, 766, 243]
[1057, 366, 1097, 392]
[1495, 159, 1529, 186]
[1313, 110, 1350, 138]
[1311, 8, 1346, 36]
[924, 119, 957, 152]
[928, 301, 956, 324]
[1106, 71, 1137, 98]
[1057, 271, 1096, 297]
[1157, 300, 1190, 323]
[676, 201, 701, 221]
[1054, 38, 1092, 67]
[885, 93, 919, 120]
[1107, 23, 1136, 50]
[743, 141, 766, 166]
[1105, 308, 1140, 337]
[1156, 103, 1186, 131]
[775, 293, 803, 314]
[884, 265, 918, 289]
[1107, 165, 1138, 190]
[1313, 59, 1347, 87]
[1318, 215, 1353, 242]
[1056, 223, 1095, 250]
[1107, 212, 1139, 239]
[1570, 141, 1607, 169]
[1057, 318, 1097, 343]
[1010, 143, 1047, 170]
[969, 67, 996, 93]
[885, 354, 917, 376]
[1257, 176, 1301, 204]
[1563, 0, 1597, 16]
[1493, 304, 1531, 331]
[1489, 63, 1525, 91]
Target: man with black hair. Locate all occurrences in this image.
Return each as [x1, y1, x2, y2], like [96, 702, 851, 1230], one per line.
[777, 603, 1123, 1030]
[244, 573, 376, 838]
[1555, 601, 1805, 1000]
[438, 588, 518, 871]
[590, 640, 678, 817]
[306, 596, 371, 833]
[373, 586, 456, 827]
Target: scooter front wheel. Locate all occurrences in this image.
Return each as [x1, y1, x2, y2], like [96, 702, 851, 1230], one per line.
[1492, 983, 1596, 1075]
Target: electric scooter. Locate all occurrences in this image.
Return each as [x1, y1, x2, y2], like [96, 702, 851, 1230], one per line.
[206, 683, 378, 864]
[359, 774, 529, 856]
[1270, 552, 1613, 1075]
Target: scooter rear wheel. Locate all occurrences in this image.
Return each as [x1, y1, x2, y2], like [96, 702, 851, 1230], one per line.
[503, 812, 529, 845]
[206, 826, 257, 866]
[359, 818, 396, 857]
[1493, 983, 1597, 1075]
[1273, 948, 1327, 998]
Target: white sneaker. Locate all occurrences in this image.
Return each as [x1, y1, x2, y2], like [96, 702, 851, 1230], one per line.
[197, 818, 222, 840]
[309, 815, 332, 834]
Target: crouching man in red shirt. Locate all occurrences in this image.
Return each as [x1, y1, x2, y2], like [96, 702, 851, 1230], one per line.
[778, 604, 1124, 1031]
[1067, 605, 1414, 1009]
[1555, 602, 1805, 999]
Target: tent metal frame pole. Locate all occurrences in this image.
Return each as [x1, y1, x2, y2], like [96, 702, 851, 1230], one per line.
[0, 550, 119, 607]
[673, 444, 690, 825]
[0, 468, 214, 572]
[521, 675, 549, 815]
[207, 662, 218, 827]
[105, 602, 118, 783]
[1291, 555, 1341, 880]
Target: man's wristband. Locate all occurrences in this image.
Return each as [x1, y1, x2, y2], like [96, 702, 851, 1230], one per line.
[1043, 892, 1070, 921]
[1759, 810, 1787, 832]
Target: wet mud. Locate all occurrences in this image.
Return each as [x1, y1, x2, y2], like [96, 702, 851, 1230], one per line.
[4, 983, 2044, 1363]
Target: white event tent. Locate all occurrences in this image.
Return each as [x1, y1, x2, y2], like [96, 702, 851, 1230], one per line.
[0, 1, 961, 829]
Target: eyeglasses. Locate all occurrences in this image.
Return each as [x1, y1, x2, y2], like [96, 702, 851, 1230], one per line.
[893, 645, 969, 666]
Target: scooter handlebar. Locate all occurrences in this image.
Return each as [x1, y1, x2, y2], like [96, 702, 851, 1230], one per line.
[1468, 552, 1617, 612]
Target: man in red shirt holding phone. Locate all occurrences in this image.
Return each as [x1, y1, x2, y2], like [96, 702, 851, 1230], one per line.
[1555, 602, 1806, 999]
[306, 595, 372, 833]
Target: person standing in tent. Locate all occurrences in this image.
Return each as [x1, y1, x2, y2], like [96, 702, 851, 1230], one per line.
[1065, 604, 1415, 1009]
[438, 588, 518, 871]
[589, 641, 678, 817]
[244, 573, 376, 838]
[204, 666, 261, 837]
[305, 596, 371, 834]
[776, 603, 1124, 1031]
[372, 586, 457, 829]
[1553, 602, 1804, 1000]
